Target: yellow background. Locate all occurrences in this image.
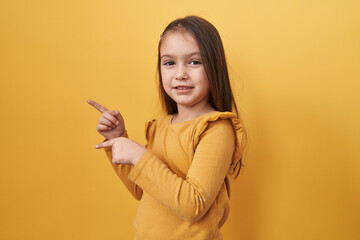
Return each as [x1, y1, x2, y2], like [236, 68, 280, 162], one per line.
[1, 0, 359, 239]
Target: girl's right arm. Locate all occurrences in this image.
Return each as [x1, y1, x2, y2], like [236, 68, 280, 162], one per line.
[126, 118, 239, 222]
[87, 99, 143, 200]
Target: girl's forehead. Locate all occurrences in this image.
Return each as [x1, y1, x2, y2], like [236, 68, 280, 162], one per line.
[160, 30, 200, 53]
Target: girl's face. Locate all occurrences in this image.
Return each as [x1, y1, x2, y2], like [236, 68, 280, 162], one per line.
[160, 30, 211, 111]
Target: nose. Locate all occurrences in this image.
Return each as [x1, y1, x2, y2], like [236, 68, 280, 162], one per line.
[175, 64, 188, 80]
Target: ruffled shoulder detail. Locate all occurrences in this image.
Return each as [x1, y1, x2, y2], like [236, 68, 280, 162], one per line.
[144, 119, 157, 142]
[193, 112, 244, 177]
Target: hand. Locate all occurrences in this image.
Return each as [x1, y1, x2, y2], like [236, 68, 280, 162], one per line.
[95, 137, 147, 165]
[87, 99, 125, 140]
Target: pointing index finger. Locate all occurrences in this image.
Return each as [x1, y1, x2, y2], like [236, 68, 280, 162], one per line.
[87, 99, 108, 113]
[95, 139, 115, 149]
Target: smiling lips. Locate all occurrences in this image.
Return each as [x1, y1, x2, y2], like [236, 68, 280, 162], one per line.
[173, 85, 194, 93]
[174, 85, 193, 89]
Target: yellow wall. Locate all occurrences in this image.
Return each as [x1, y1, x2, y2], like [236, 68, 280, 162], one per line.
[1, 0, 359, 239]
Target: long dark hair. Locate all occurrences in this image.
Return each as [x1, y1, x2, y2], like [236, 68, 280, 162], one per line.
[157, 16, 247, 176]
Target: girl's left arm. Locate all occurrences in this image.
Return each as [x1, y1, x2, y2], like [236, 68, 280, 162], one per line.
[127, 119, 237, 223]
[102, 131, 144, 200]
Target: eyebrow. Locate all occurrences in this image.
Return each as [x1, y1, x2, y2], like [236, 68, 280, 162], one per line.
[160, 52, 201, 59]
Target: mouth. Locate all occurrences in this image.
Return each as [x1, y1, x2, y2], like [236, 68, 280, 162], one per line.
[173, 85, 194, 90]
[173, 85, 194, 94]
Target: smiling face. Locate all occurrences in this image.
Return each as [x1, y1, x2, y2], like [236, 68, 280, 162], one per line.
[160, 30, 212, 112]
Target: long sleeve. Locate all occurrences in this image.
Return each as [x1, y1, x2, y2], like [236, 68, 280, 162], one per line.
[128, 119, 236, 222]
[104, 131, 143, 200]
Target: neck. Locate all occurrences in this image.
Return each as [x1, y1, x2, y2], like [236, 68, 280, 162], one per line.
[173, 103, 215, 123]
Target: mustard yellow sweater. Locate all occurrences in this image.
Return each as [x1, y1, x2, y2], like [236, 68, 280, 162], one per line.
[105, 111, 244, 240]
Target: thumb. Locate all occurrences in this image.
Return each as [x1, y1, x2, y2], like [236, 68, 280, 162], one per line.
[110, 110, 121, 119]
[95, 139, 115, 149]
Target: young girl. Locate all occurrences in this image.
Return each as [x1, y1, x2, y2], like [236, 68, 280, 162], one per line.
[88, 15, 246, 240]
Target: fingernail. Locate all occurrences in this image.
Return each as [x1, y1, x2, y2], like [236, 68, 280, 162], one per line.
[95, 145, 98, 149]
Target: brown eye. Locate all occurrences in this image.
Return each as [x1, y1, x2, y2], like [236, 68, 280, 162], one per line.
[164, 61, 175, 66]
[190, 60, 201, 65]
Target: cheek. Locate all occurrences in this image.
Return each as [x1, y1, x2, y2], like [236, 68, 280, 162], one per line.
[160, 67, 167, 80]
[198, 72, 210, 91]
[161, 69, 172, 86]
[161, 74, 171, 94]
